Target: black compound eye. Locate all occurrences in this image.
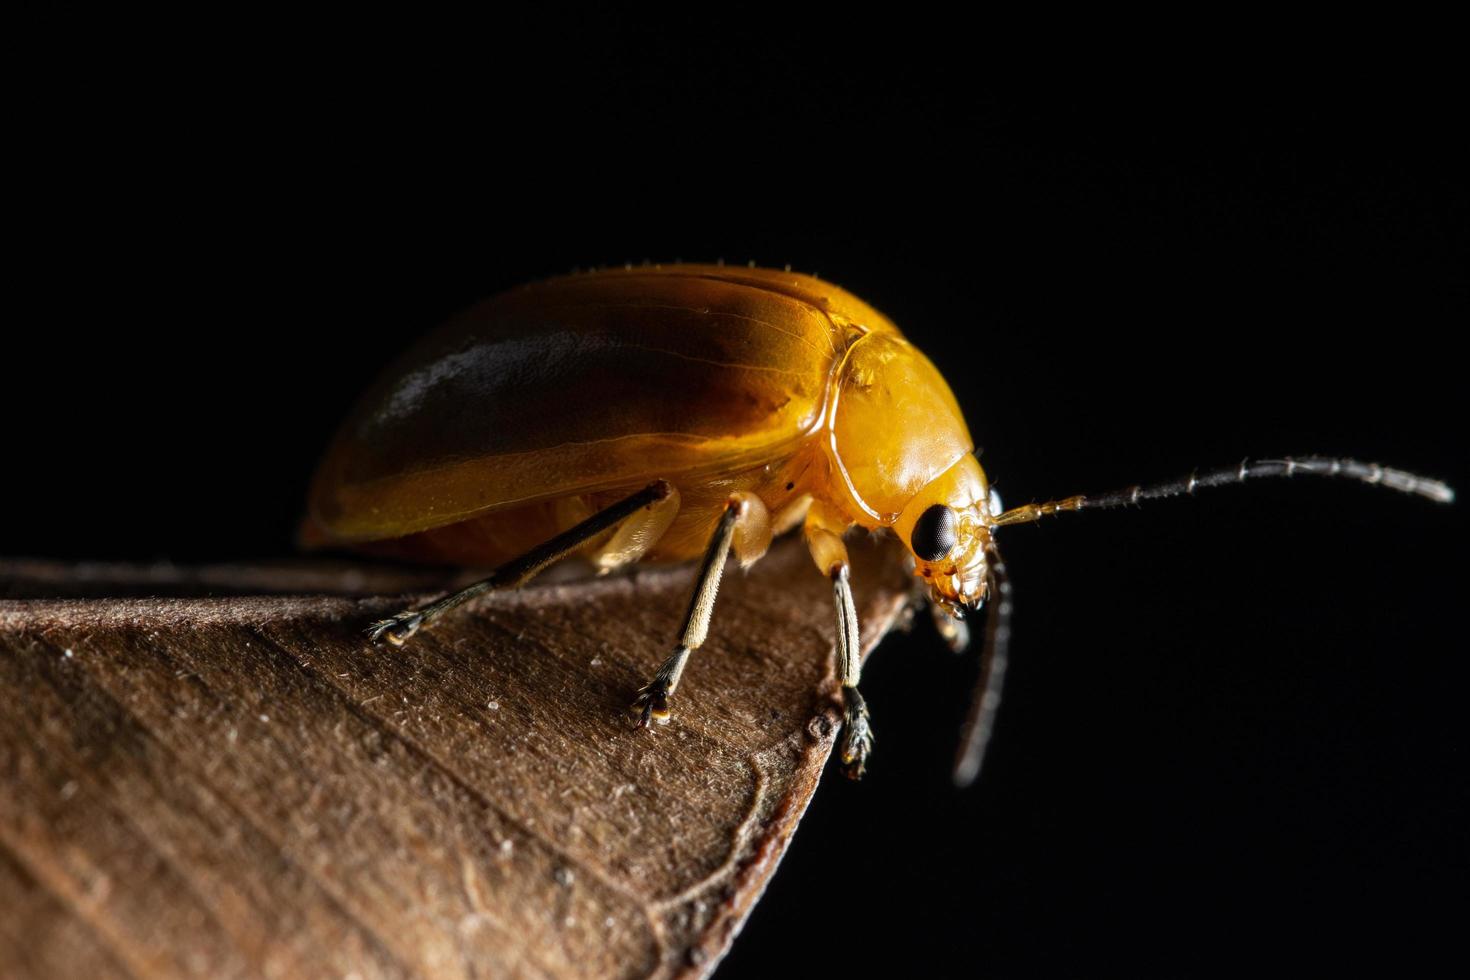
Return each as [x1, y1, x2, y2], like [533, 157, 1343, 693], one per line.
[911, 504, 957, 561]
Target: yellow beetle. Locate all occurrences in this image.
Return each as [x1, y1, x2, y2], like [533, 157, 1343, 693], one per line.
[305, 264, 1453, 781]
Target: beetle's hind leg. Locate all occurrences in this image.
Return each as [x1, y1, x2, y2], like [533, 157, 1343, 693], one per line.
[366, 480, 676, 645]
[631, 491, 771, 727]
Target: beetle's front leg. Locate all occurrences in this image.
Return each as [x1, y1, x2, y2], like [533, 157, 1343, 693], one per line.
[805, 505, 873, 778]
[631, 491, 771, 727]
[831, 565, 873, 778]
[929, 598, 972, 653]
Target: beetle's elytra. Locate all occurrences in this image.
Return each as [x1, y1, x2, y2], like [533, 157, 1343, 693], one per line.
[305, 264, 1454, 782]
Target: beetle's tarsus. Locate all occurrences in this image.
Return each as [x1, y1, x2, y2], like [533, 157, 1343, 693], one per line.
[630, 683, 673, 728]
[630, 645, 691, 729]
[840, 686, 874, 779]
[365, 612, 423, 646]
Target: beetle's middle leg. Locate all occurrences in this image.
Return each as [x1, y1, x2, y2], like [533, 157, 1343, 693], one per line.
[631, 491, 772, 727]
[366, 480, 676, 644]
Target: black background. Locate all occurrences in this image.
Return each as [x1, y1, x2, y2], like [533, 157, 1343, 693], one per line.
[9, 24, 1466, 978]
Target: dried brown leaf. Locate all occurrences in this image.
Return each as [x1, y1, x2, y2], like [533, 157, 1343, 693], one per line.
[0, 537, 912, 979]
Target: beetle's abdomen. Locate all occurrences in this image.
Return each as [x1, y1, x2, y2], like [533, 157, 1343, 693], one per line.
[352, 449, 820, 567]
[309, 269, 870, 544]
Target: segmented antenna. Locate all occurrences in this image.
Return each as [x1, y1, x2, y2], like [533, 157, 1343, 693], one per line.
[955, 455, 1452, 788]
[993, 456, 1454, 527]
[953, 545, 1012, 788]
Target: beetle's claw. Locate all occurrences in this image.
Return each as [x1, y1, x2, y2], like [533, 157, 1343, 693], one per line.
[840, 687, 874, 780]
[365, 612, 423, 646]
[630, 685, 672, 728]
[841, 723, 873, 779]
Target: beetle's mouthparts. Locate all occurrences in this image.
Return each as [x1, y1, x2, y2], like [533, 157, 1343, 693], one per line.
[922, 546, 988, 613]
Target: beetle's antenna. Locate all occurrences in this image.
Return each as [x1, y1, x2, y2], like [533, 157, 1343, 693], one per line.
[953, 544, 1012, 788]
[992, 456, 1453, 528]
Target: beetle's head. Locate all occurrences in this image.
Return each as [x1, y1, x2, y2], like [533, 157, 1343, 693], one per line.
[895, 454, 998, 614]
